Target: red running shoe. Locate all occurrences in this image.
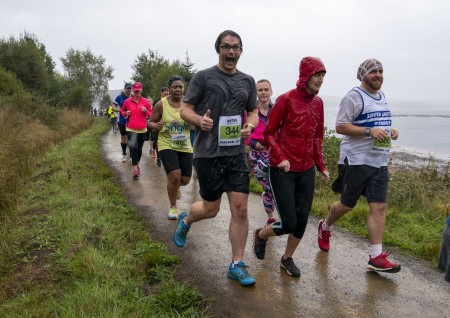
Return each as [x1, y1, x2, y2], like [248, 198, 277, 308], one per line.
[367, 252, 401, 273]
[317, 219, 331, 252]
[133, 168, 139, 179]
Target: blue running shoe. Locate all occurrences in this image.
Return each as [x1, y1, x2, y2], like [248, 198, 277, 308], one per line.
[227, 261, 256, 286]
[173, 211, 190, 247]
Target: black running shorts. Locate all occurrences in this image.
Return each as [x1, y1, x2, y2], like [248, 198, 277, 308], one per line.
[158, 149, 193, 177]
[194, 154, 250, 202]
[333, 162, 388, 208]
[118, 123, 127, 136]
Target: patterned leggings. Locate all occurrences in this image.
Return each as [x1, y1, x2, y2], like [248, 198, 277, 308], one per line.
[248, 149, 274, 215]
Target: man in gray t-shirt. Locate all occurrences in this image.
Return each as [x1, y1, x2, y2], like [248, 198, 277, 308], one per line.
[173, 30, 259, 287]
[184, 65, 256, 159]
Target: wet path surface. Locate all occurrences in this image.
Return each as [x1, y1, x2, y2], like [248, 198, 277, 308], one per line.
[102, 131, 449, 318]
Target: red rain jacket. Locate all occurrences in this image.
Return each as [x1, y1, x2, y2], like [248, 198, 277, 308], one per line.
[264, 57, 327, 173]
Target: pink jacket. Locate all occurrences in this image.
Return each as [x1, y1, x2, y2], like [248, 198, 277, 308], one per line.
[121, 97, 152, 130]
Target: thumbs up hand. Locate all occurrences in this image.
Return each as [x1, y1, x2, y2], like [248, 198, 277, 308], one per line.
[200, 109, 213, 131]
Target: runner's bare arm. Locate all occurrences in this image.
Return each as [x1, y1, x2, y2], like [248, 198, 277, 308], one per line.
[181, 102, 213, 131]
[148, 101, 164, 131]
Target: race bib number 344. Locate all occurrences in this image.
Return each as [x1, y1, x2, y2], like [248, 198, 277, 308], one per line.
[218, 115, 241, 146]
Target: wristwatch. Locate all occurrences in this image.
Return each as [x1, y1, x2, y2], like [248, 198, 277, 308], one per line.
[364, 127, 371, 137]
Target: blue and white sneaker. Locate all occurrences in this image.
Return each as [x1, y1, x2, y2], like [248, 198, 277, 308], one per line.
[173, 211, 190, 247]
[227, 261, 256, 286]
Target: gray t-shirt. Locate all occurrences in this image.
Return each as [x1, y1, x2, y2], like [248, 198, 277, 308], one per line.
[184, 66, 257, 159]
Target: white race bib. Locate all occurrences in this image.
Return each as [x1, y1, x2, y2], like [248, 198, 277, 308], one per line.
[218, 115, 241, 146]
[171, 133, 188, 149]
[371, 129, 391, 153]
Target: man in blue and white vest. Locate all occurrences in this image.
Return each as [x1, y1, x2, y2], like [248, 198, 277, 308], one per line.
[317, 59, 401, 273]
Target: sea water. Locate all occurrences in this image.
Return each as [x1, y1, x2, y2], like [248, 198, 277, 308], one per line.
[322, 97, 450, 160]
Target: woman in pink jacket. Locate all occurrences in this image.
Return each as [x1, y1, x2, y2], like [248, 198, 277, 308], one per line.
[247, 79, 276, 227]
[121, 82, 152, 178]
[253, 57, 330, 277]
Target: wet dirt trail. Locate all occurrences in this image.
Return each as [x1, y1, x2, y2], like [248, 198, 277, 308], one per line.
[102, 130, 449, 318]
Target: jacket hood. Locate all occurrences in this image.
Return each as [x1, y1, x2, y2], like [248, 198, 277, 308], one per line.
[295, 57, 326, 94]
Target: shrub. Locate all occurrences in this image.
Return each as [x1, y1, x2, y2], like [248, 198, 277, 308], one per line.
[0, 67, 24, 96]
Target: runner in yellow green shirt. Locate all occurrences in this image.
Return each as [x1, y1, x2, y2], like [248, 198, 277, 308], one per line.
[148, 75, 193, 220]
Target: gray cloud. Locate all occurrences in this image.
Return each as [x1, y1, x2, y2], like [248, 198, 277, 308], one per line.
[1, 0, 449, 101]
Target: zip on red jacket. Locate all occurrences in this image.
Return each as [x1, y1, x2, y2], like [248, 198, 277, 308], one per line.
[264, 57, 327, 173]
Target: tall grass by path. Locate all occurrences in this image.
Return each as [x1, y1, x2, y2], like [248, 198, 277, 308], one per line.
[0, 105, 93, 209]
[0, 119, 207, 318]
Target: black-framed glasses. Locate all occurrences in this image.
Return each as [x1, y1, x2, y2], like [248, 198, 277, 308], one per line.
[220, 44, 242, 52]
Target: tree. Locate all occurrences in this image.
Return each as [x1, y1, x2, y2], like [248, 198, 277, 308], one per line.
[131, 50, 169, 97]
[60, 48, 113, 111]
[150, 60, 184, 98]
[0, 32, 53, 96]
[131, 50, 196, 99]
[100, 93, 112, 110]
[0, 67, 24, 96]
[180, 50, 196, 86]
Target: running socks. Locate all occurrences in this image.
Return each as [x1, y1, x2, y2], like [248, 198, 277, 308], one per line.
[370, 244, 383, 258]
[121, 142, 127, 155]
[322, 220, 332, 231]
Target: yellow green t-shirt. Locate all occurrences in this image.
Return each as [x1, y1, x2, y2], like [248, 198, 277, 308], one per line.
[158, 97, 193, 153]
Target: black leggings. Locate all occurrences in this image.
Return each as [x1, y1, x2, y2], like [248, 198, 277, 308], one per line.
[269, 166, 315, 239]
[127, 131, 146, 165]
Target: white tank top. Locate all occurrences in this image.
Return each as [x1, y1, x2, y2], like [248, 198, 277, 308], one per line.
[337, 87, 391, 167]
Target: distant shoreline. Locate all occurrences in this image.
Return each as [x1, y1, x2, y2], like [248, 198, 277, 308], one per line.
[390, 146, 449, 171]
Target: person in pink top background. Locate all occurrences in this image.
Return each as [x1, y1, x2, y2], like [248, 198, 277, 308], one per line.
[247, 79, 276, 227]
[121, 82, 152, 178]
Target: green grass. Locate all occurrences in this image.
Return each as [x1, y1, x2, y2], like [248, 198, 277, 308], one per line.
[0, 119, 207, 318]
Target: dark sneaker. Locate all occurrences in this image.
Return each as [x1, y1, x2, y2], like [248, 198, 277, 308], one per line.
[318, 219, 331, 252]
[265, 218, 276, 227]
[227, 261, 256, 286]
[253, 229, 267, 260]
[367, 252, 401, 273]
[173, 212, 190, 247]
[280, 257, 301, 277]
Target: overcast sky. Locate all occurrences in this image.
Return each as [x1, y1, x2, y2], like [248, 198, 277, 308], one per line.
[1, 0, 449, 102]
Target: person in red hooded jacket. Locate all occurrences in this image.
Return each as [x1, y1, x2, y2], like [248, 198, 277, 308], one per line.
[253, 56, 330, 277]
